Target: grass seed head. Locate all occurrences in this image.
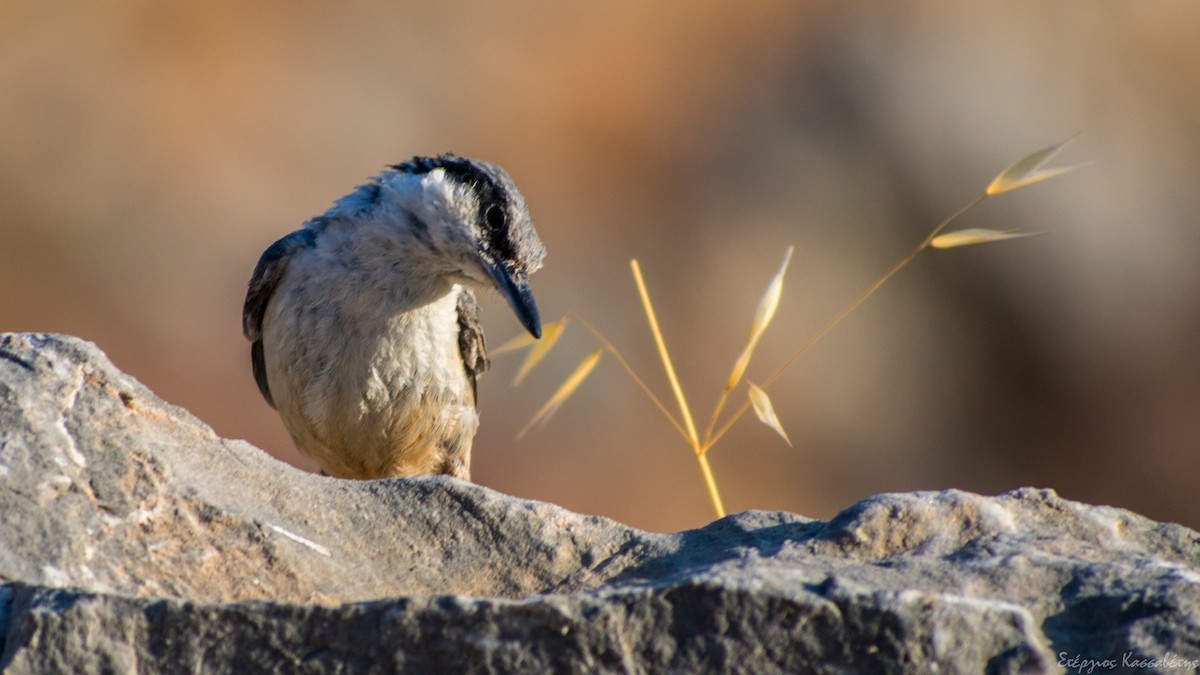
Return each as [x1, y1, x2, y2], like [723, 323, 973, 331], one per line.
[512, 317, 568, 386]
[930, 228, 1049, 249]
[517, 348, 603, 439]
[748, 382, 791, 447]
[986, 137, 1084, 196]
[725, 246, 794, 390]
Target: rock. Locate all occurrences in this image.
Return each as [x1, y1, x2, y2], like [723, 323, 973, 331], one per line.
[1, 332, 1198, 674]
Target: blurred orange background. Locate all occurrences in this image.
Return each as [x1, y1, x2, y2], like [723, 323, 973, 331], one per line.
[3, 2, 1198, 533]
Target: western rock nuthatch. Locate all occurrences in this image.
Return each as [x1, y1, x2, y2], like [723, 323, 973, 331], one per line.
[243, 155, 545, 479]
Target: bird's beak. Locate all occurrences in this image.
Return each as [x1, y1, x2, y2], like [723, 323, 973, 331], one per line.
[484, 258, 542, 338]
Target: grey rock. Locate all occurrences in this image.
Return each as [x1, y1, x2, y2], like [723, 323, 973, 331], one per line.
[1, 332, 1198, 674]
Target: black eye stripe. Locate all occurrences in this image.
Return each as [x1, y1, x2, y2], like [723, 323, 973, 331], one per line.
[393, 154, 519, 260]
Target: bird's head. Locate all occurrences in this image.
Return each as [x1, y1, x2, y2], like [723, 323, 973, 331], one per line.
[330, 154, 546, 338]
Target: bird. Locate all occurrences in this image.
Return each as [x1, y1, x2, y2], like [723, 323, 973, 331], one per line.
[242, 154, 545, 481]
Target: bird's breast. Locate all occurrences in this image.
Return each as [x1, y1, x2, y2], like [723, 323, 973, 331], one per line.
[262, 271, 476, 477]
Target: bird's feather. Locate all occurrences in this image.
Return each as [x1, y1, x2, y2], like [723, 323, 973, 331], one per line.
[455, 287, 489, 404]
[243, 228, 317, 407]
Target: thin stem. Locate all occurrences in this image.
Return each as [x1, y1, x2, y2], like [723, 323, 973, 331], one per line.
[574, 315, 691, 444]
[696, 452, 726, 518]
[702, 386, 735, 451]
[631, 260, 702, 451]
[704, 193, 988, 451]
[631, 260, 727, 519]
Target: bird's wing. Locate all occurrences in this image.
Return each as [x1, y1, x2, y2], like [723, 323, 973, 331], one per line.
[243, 228, 317, 408]
[455, 288, 490, 404]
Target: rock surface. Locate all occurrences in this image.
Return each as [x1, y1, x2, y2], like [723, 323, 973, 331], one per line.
[1, 332, 1199, 674]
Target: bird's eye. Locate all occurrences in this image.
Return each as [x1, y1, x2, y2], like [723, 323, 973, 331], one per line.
[485, 204, 506, 230]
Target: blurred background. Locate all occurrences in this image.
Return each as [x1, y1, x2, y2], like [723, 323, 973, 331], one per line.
[3, 1, 1198, 533]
